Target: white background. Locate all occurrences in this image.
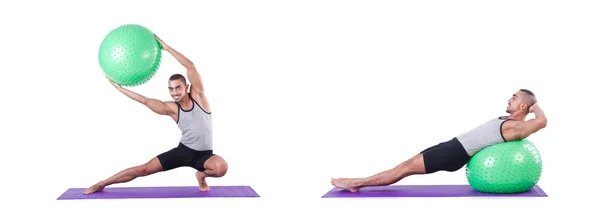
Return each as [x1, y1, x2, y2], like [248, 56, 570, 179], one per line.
[1, 0, 599, 208]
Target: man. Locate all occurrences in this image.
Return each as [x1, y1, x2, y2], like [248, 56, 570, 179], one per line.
[331, 89, 547, 192]
[84, 35, 228, 194]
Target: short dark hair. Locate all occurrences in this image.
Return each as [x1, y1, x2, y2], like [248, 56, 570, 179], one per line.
[169, 74, 186, 84]
[519, 89, 537, 107]
[519, 89, 535, 97]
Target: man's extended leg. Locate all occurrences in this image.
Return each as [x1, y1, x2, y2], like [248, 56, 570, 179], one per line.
[83, 157, 164, 194]
[195, 155, 228, 191]
[331, 154, 427, 192]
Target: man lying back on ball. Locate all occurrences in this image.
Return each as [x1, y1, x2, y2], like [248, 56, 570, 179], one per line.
[84, 35, 227, 194]
[331, 89, 548, 192]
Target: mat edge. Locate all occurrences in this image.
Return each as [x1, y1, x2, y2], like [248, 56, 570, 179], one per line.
[57, 185, 260, 200]
[320, 184, 548, 198]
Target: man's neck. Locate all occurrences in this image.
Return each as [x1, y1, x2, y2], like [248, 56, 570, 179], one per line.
[507, 112, 527, 121]
[179, 93, 192, 105]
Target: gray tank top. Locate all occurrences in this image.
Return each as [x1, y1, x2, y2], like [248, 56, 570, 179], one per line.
[456, 117, 510, 156]
[176, 93, 213, 151]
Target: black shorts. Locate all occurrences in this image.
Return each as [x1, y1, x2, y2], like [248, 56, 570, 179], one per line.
[420, 137, 471, 174]
[157, 143, 215, 172]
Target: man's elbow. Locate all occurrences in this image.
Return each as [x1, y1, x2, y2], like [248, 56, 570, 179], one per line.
[141, 98, 155, 106]
[185, 62, 196, 70]
[536, 118, 548, 129]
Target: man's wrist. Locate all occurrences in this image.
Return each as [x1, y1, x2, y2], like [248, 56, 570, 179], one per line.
[160, 44, 171, 50]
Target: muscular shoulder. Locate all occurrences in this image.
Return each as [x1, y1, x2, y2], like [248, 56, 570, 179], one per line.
[501, 120, 524, 141]
[188, 89, 211, 113]
[164, 101, 179, 115]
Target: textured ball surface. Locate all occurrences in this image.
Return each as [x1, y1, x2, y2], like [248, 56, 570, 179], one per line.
[466, 139, 543, 194]
[99, 24, 162, 87]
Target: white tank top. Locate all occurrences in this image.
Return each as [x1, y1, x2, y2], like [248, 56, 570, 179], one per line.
[456, 117, 510, 156]
[176, 93, 213, 151]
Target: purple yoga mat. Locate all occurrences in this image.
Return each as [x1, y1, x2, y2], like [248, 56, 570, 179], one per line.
[57, 186, 260, 200]
[322, 185, 547, 198]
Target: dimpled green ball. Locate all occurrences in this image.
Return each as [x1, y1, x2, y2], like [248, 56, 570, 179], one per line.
[98, 24, 162, 87]
[466, 139, 543, 194]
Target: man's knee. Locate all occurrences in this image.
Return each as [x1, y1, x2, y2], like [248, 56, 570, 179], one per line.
[212, 160, 228, 177]
[202, 155, 228, 177]
[132, 165, 151, 176]
[403, 154, 426, 173]
[134, 159, 163, 176]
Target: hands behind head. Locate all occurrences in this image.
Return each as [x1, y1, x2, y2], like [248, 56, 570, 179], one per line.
[529, 103, 539, 113]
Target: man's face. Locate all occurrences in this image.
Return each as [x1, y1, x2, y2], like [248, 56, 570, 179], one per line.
[506, 91, 526, 113]
[168, 79, 188, 102]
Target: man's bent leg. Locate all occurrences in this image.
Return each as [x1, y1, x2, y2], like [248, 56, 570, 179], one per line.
[83, 157, 164, 194]
[195, 154, 228, 191]
[331, 154, 427, 192]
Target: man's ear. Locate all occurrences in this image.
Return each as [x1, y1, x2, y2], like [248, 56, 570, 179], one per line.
[520, 103, 528, 110]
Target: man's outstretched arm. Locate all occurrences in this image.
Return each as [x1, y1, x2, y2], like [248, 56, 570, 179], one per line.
[155, 36, 205, 95]
[155, 35, 210, 112]
[108, 78, 175, 116]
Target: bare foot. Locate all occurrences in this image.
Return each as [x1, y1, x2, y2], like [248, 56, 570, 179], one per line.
[83, 183, 105, 195]
[331, 178, 361, 192]
[195, 171, 211, 191]
[199, 178, 211, 191]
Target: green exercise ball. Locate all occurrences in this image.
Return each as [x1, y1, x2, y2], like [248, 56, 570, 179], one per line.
[98, 24, 162, 87]
[466, 139, 543, 194]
